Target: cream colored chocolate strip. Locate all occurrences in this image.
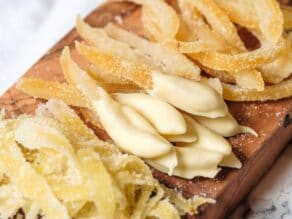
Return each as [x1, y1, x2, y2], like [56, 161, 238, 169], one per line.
[148, 71, 228, 118]
[76, 42, 228, 118]
[114, 93, 186, 135]
[147, 149, 178, 176]
[176, 115, 231, 155]
[164, 114, 198, 143]
[194, 113, 258, 137]
[219, 152, 242, 169]
[60, 47, 172, 158]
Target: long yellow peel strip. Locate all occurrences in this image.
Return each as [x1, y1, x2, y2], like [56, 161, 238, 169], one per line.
[16, 77, 89, 108]
[75, 42, 153, 89]
[223, 78, 292, 101]
[189, 41, 284, 72]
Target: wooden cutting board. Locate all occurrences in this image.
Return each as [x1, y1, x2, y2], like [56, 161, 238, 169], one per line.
[0, 1, 291, 218]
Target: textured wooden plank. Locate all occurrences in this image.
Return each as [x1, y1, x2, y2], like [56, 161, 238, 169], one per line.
[0, 1, 291, 218]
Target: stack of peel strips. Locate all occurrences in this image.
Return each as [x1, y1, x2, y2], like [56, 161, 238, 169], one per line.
[0, 99, 214, 218]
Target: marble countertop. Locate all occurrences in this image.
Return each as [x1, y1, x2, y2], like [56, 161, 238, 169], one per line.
[0, 1, 291, 218]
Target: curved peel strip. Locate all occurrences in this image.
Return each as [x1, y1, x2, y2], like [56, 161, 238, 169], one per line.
[76, 16, 136, 60]
[189, 41, 284, 72]
[128, 0, 179, 42]
[178, 0, 234, 52]
[202, 68, 265, 91]
[214, 0, 258, 30]
[186, 0, 245, 51]
[260, 43, 292, 84]
[223, 78, 292, 101]
[252, 0, 283, 44]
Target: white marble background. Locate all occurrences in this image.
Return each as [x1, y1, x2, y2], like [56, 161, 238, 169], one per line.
[0, 1, 291, 218]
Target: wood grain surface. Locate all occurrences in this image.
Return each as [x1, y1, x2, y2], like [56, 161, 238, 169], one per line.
[0, 1, 291, 219]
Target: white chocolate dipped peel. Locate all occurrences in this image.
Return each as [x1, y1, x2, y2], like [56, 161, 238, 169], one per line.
[219, 152, 242, 169]
[148, 71, 228, 118]
[173, 147, 222, 179]
[60, 47, 173, 159]
[114, 93, 187, 135]
[147, 149, 178, 176]
[164, 112, 198, 143]
[177, 115, 232, 155]
[195, 113, 258, 137]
